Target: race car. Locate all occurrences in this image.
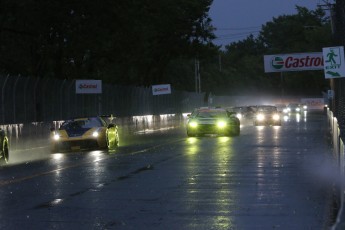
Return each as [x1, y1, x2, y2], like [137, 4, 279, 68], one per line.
[186, 107, 240, 137]
[0, 128, 9, 163]
[253, 105, 281, 126]
[286, 103, 302, 114]
[227, 106, 248, 120]
[50, 116, 119, 152]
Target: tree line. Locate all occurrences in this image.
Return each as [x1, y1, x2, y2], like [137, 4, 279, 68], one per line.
[0, 2, 331, 95]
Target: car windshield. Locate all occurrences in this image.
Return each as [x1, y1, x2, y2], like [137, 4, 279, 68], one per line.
[257, 106, 277, 113]
[61, 117, 103, 129]
[233, 107, 247, 113]
[288, 104, 300, 108]
[196, 110, 228, 118]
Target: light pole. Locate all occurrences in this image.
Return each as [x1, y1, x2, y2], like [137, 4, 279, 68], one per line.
[195, 58, 201, 93]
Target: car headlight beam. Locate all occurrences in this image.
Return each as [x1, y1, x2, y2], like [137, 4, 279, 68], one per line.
[217, 121, 227, 129]
[53, 132, 60, 141]
[189, 121, 198, 128]
[236, 113, 242, 120]
[256, 114, 265, 121]
[272, 114, 280, 121]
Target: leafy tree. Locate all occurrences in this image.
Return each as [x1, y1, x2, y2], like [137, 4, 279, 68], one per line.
[0, 0, 216, 87]
[218, 6, 332, 96]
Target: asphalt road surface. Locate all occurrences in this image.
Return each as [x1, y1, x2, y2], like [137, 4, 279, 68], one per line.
[0, 111, 336, 229]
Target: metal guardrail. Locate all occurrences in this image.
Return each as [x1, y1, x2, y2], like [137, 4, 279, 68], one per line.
[0, 74, 209, 123]
[328, 109, 345, 230]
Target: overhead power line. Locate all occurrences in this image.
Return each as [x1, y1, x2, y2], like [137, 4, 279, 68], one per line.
[214, 31, 261, 41]
[216, 26, 261, 31]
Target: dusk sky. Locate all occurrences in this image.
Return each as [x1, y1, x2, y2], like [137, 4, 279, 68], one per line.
[209, 0, 325, 47]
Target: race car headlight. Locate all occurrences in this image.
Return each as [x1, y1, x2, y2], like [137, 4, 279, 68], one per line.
[296, 108, 301, 112]
[283, 108, 288, 113]
[53, 133, 60, 141]
[92, 131, 99, 137]
[236, 113, 242, 120]
[188, 121, 198, 128]
[303, 105, 307, 109]
[217, 121, 227, 129]
[272, 114, 280, 121]
[256, 114, 265, 121]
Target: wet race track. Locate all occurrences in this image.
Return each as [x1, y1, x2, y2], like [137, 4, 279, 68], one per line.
[0, 111, 337, 230]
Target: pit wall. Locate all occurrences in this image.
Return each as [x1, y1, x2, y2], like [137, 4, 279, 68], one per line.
[329, 109, 345, 230]
[1, 114, 185, 152]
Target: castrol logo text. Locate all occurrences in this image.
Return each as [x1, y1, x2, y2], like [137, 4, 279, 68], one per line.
[264, 52, 324, 73]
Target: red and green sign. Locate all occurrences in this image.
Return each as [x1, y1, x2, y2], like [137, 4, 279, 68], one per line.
[264, 53, 323, 73]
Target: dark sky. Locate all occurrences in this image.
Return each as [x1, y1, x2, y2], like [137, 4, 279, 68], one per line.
[209, 0, 323, 47]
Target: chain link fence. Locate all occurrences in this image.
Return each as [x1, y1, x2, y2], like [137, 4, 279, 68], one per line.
[0, 74, 209, 124]
[1, 74, 320, 125]
[0, 73, 324, 152]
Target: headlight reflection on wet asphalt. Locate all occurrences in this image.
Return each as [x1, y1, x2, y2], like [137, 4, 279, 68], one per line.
[184, 135, 236, 229]
[255, 123, 283, 208]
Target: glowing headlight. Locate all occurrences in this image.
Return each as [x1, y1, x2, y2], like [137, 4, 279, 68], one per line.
[256, 114, 265, 121]
[296, 108, 301, 112]
[287, 108, 291, 112]
[272, 114, 280, 121]
[217, 121, 227, 128]
[189, 121, 198, 128]
[53, 133, 60, 141]
[283, 108, 288, 113]
[92, 131, 99, 137]
[236, 113, 242, 120]
[303, 105, 307, 109]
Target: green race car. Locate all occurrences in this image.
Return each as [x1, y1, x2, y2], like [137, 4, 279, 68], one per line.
[186, 107, 240, 137]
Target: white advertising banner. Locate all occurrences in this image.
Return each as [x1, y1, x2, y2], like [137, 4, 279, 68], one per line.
[322, 46, 345, 78]
[152, 84, 171, 95]
[76, 80, 102, 94]
[264, 52, 323, 73]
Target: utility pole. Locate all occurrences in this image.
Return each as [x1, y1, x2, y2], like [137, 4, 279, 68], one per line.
[318, 0, 335, 34]
[219, 53, 222, 72]
[318, 0, 336, 111]
[195, 58, 201, 93]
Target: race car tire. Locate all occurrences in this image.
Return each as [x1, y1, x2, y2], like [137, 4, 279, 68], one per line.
[107, 129, 119, 150]
[233, 126, 240, 136]
[50, 145, 59, 153]
[0, 139, 9, 163]
[227, 126, 240, 137]
[114, 129, 119, 147]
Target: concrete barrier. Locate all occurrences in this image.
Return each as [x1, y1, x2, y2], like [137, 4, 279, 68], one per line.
[2, 114, 185, 152]
[329, 109, 345, 230]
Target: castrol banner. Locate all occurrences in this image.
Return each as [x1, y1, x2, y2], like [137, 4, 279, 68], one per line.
[264, 52, 323, 73]
[152, 84, 171, 95]
[76, 80, 102, 94]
